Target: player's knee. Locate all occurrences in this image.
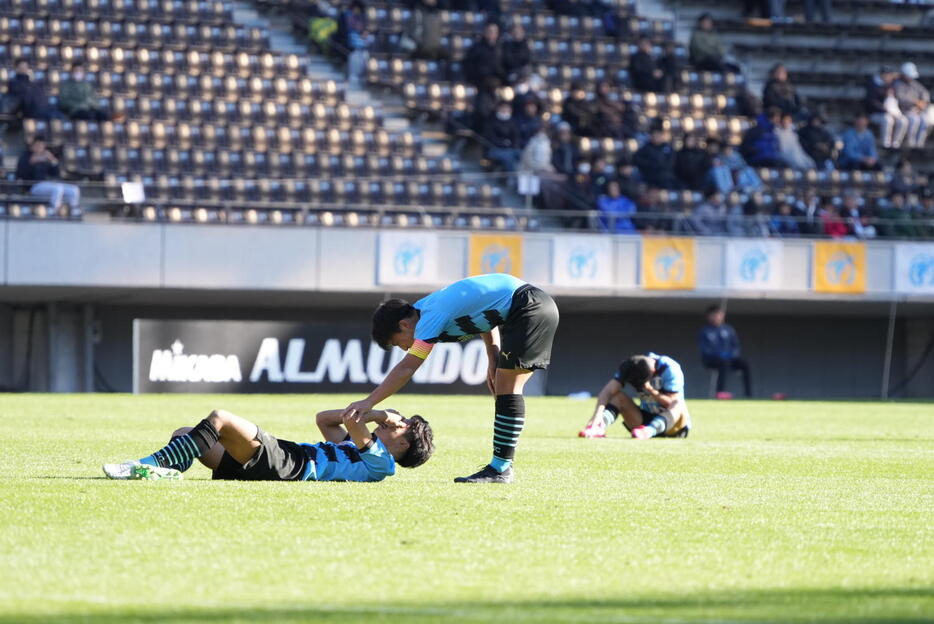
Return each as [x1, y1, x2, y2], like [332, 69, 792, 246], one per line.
[207, 409, 233, 429]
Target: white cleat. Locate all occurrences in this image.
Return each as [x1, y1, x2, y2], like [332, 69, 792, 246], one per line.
[102, 461, 182, 481]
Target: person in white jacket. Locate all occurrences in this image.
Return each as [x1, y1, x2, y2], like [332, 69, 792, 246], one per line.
[776, 113, 816, 170]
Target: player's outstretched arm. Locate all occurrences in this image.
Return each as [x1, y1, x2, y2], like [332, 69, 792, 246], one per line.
[343, 353, 425, 418]
[584, 379, 623, 428]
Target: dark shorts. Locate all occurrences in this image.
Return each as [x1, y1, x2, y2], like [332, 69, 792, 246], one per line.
[212, 427, 313, 481]
[497, 284, 560, 371]
[621, 409, 690, 438]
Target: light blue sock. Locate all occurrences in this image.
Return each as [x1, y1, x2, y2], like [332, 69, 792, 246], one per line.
[600, 407, 618, 429]
[644, 415, 666, 438]
[490, 456, 512, 472]
[138, 455, 158, 467]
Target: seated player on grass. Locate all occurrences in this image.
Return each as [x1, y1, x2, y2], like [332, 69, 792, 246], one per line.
[578, 353, 692, 439]
[343, 273, 560, 484]
[102, 407, 434, 481]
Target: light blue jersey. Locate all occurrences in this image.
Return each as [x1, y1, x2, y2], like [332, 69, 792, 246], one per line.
[413, 273, 527, 344]
[300, 438, 396, 482]
[614, 352, 685, 415]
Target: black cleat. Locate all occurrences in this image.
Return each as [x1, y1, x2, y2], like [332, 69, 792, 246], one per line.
[454, 465, 514, 484]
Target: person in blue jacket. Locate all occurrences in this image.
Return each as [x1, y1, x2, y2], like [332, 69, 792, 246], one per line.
[699, 305, 752, 397]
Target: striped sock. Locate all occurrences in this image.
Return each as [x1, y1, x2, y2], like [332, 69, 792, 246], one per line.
[490, 394, 525, 473]
[140, 419, 220, 470]
[601, 404, 619, 428]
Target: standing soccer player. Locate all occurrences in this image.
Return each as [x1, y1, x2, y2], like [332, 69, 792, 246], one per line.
[343, 273, 559, 483]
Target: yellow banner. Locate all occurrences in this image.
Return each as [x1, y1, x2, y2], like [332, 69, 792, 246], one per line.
[813, 241, 866, 293]
[641, 237, 696, 290]
[469, 234, 523, 277]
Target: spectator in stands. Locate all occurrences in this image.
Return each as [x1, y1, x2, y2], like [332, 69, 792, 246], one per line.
[745, 198, 772, 237]
[614, 156, 640, 201]
[686, 188, 726, 235]
[484, 101, 521, 172]
[629, 36, 666, 93]
[463, 22, 504, 89]
[403, 0, 445, 60]
[337, 0, 370, 85]
[803, 0, 831, 23]
[594, 81, 640, 139]
[706, 139, 762, 194]
[551, 121, 579, 178]
[6, 58, 62, 120]
[839, 113, 881, 171]
[864, 66, 907, 150]
[674, 134, 711, 191]
[879, 192, 919, 238]
[770, 201, 800, 236]
[562, 82, 595, 136]
[762, 64, 802, 117]
[590, 155, 613, 197]
[839, 190, 861, 235]
[514, 98, 543, 148]
[741, 108, 784, 168]
[520, 125, 567, 213]
[519, 125, 552, 175]
[689, 14, 737, 73]
[634, 126, 680, 190]
[58, 62, 108, 122]
[16, 137, 80, 212]
[597, 179, 638, 233]
[895, 63, 933, 149]
[700, 305, 752, 398]
[742, 0, 768, 18]
[776, 113, 816, 171]
[502, 23, 532, 84]
[821, 203, 848, 238]
[794, 190, 822, 235]
[566, 160, 596, 228]
[798, 114, 836, 170]
[890, 159, 921, 196]
[470, 77, 499, 134]
[661, 41, 684, 93]
[917, 190, 934, 238]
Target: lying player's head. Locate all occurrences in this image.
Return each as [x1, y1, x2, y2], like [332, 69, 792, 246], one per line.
[375, 414, 435, 468]
[621, 355, 654, 388]
[372, 298, 419, 350]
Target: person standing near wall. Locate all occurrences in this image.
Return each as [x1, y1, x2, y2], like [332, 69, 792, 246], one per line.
[700, 305, 752, 397]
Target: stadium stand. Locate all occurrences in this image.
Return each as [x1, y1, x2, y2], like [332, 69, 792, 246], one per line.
[1, 0, 932, 236]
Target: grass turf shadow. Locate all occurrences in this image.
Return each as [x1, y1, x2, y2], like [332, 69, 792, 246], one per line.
[3, 587, 932, 624]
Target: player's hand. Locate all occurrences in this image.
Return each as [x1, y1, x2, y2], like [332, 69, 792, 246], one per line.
[382, 411, 405, 428]
[342, 399, 373, 422]
[643, 381, 654, 392]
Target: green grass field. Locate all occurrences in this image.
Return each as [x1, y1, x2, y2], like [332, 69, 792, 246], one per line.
[1, 394, 932, 624]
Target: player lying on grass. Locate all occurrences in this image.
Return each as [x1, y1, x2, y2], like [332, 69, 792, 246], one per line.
[102, 407, 434, 481]
[578, 353, 692, 439]
[343, 273, 559, 484]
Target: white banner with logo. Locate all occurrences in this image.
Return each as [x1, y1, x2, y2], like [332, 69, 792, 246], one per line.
[725, 240, 783, 290]
[552, 236, 614, 288]
[894, 243, 934, 294]
[377, 231, 439, 285]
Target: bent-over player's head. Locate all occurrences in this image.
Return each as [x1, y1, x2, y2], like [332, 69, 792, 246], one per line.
[372, 298, 419, 350]
[619, 355, 655, 388]
[374, 414, 435, 468]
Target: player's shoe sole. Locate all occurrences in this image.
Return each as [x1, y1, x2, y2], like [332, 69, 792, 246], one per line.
[102, 461, 182, 480]
[454, 465, 514, 484]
